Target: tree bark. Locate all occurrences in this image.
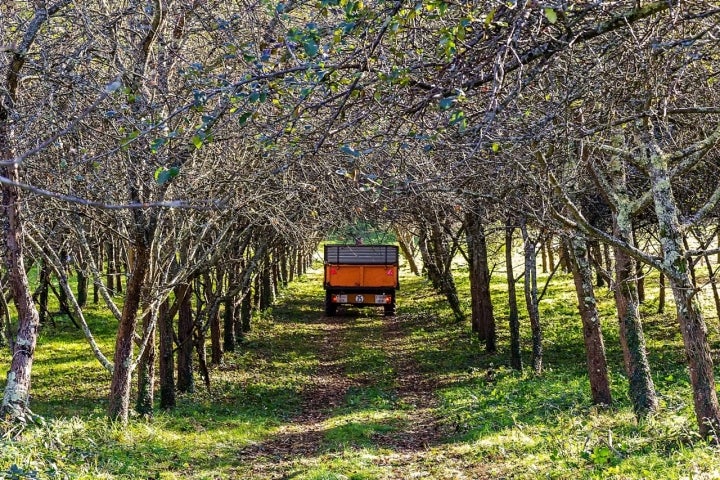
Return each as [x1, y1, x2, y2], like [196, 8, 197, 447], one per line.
[176, 282, 195, 394]
[0, 156, 42, 422]
[649, 153, 720, 438]
[108, 238, 151, 422]
[466, 210, 496, 352]
[158, 298, 176, 409]
[613, 223, 658, 417]
[135, 309, 156, 417]
[702, 253, 720, 323]
[505, 221, 522, 371]
[520, 220, 542, 374]
[395, 227, 420, 275]
[567, 236, 612, 406]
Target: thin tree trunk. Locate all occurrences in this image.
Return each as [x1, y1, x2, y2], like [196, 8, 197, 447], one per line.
[76, 269, 88, 308]
[521, 220, 542, 374]
[547, 235, 556, 271]
[702, 253, 720, 322]
[591, 241, 605, 288]
[466, 210, 496, 352]
[135, 309, 156, 417]
[114, 240, 123, 294]
[106, 240, 115, 294]
[93, 242, 101, 304]
[657, 269, 666, 314]
[241, 286, 252, 334]
[36, 257, 51, 325]
[613, 230, 658, 417]
[108, 240, 151, 422]
[158, 298, 176, 409]
[505, 221, 522, 371]
[396, 227, 420, 275]
[176, 282, 194, 394]
[223, 266, 236, 353]
[567, 236, 612, 406]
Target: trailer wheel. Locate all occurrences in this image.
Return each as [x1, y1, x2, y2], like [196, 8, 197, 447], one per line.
[326, 302, 337, 316]
[384, 303, 396, 316]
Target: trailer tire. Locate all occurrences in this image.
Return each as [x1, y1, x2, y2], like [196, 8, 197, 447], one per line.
[384, 303, 396, 316]
[325, 298, 337, 317]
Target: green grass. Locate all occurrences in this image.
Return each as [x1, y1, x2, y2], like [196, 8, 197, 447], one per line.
[1, 258, 720, 478]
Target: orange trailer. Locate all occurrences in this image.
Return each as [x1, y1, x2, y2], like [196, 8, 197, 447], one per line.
[323, 245, 399, 316]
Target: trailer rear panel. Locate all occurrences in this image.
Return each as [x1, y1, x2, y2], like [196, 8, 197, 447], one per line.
[323, 245, 399, 316]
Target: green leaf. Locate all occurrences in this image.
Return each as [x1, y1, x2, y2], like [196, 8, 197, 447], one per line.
[491, 142, 500, 153]
[340, 144, 361, 157]
[150, 137, 166, 154]
[544, 7, 557, 24]
[439, 97, 455, 110]
[191, 134, 204, 150]
[238, 111, 252, 125]
[154, 166, 180, 185]
[484, 8, 496, 26]
[449, 110, 466, 129]
[303, 38, 319, 57]
[120, 130, 140, 150]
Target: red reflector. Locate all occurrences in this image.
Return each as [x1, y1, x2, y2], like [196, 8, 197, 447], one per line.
[385, 296, 392, 304]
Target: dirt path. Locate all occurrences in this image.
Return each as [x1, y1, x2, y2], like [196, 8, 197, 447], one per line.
[237, 311, 478, 479]
[238, 316, 363, 478]
[372, 314, 448, 453]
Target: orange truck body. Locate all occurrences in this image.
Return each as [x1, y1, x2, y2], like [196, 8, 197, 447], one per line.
[323, 245, 399, 316]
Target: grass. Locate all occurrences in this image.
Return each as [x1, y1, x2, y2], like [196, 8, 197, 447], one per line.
[1, 257, 720, 478]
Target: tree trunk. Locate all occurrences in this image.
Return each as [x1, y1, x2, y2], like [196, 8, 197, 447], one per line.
[396, 227, 420, 275]
[241, 286, 252, 334]
[520, 221, 542, 374]
[657, 269, 666, 314]
[612, 223, 658, 417]
[547, 235, 556, 271]
[260, 262, 273, 311]
[649, 153, 720, 438]
[93, 242, 101, 304]
[702, 253, 720, 323]
[466, 210, 496, 352]
[210, 302, 222, 365]
[76, 269, 88, 308]
[114, 240, 123, 294]
[176, 282, 194, 394]
[223, 294, 236, 353]
[108, 239, 151, 422]
[0, 147, 42, 422]
[591, 241, 605, 288]
[36, 257, 51, 325]
[106, 240, 115, 294]
[135, 309, 156, 417]
[158, 298, 176, 409]
[505, 222, 522, 371]
[567, 236, 612, 406]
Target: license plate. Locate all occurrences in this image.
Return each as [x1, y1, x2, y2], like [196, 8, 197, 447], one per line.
[336, 295, 347, 303]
